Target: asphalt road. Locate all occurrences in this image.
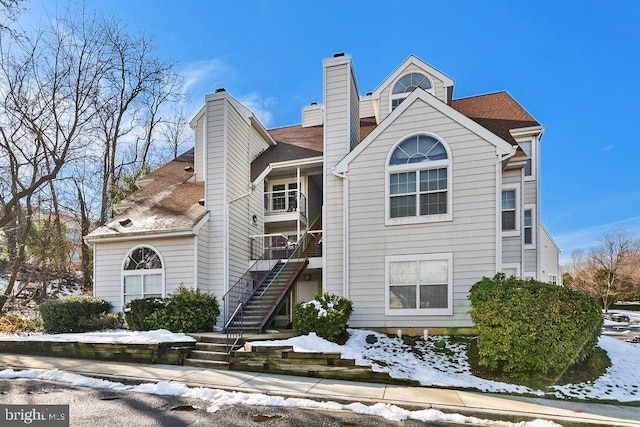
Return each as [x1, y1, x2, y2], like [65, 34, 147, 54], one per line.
[0, 378, 460, 427]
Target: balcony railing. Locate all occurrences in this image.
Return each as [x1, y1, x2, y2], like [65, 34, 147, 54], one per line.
[264, 189, 306, 218]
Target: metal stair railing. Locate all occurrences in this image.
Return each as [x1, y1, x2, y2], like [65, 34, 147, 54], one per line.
[222, 234, 288, 359]
[251, 232, 314, 332]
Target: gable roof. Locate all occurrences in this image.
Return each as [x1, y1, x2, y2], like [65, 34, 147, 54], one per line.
[85, 149, 206, 241]
[334, 89, 515, 173]
[371, 55, 454, 98]
[451, 91, 540, 145]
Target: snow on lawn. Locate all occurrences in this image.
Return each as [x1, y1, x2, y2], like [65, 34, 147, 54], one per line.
[0, 368, 560, 426]
[0, 329, 195, 344]
[250, 329, 640, 402]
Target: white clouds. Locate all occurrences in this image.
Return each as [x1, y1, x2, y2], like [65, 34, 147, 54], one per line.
[179, 59, 277, 128]
[238, 93, 277, 128]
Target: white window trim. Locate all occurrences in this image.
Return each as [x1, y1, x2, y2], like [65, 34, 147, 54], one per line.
[547, 274, 558, 285]
[524, 203, 536, 248]
[385, 253, 454, 316]
[501, 263, 521, 278]
[389, 73, 435, 113]
[385, 132, 453, 226]
[121, 244, 166, 308]
[501, 184, 520, 237]
[515, 138, 536, 182]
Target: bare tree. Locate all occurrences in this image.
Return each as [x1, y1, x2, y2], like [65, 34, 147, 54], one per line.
[95, 23, 182, 223]
[160, 107, 191, 159]
[564, 229, 640, 310]
[0, 0, 25, 33]
[0, 7, 108, 300]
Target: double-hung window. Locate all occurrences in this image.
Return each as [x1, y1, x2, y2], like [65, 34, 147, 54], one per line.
[386, 254, 453, 316]
[387, 134, 451, 224]
[518, 140, 533, 178]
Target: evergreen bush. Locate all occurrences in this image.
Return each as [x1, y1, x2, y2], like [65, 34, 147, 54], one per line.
[39, 295, 112, 334]
[123, 297, 165, 331]
[146, 285, 219, 333]
[469, 274, 603, 374]
[293, 293, 353, 343]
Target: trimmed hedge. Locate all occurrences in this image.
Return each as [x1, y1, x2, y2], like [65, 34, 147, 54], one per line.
[124, 297, 165, 331]
[293, 293, 353, 343]
[39, 295, 112, 334]
[469, 274, 603, 374]
[125, 285, 219, 333]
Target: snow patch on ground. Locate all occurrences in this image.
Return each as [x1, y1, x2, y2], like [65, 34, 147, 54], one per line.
[0, 329, 195, 343]
[250, 329, 640, 402]
[0, 368, 560, 426]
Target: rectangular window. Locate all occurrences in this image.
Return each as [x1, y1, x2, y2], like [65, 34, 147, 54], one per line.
[524, 209, 532, 244]
[386, 254, 452, 315]
[502, 190, 516, 231]
[518, 141, 532, 176]
[390, 168, 447, 218]
[272, 184, 286, 211]
[548, 274, 558, 285]
[123, 273, 162, 304]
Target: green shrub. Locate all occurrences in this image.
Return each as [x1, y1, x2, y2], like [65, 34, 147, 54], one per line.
[469, 274, 603, 374]
[124, 297, 165, 331]
[39, 295, 112, 334]
[146, 285, 219, 333]
[293, 293, 353, 343]
[77, 312, 119, 331]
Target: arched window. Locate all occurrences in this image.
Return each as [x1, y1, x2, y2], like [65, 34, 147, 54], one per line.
[387, 134, 451, 222]
[122, 246, 164, 304]
[391, 72, 432, 110]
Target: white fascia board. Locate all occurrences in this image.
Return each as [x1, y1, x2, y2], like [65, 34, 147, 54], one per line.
[249, 116, 277, 147]
[192, 212, 210, 235]
[189, 105, 206, 129]
[510, 125, 545, 138]
[371, 55, 455, 99]
[540, 222, 562, 253]
[84, 228, 196, 244]
[252, 165, 272, 186]
[270, 156, 323, 170]
[335, 89, 514, 173]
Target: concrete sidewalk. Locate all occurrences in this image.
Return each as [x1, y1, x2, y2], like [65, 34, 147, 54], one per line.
[0, 354, 638, 426]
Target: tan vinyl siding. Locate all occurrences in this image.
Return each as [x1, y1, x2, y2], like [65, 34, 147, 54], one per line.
[524, 248, 537, 274]
[346, 98, 498, 328]
[194, 115, 205, 182]
[378, 62, 448, 121]
[197, 220, 209, 292]
[502, 237, 521, 264]
[94, 237, 195, 313]
[206, 98, 227, 297]
[323, 60, 353, 295]
[226, 103, 253, 288]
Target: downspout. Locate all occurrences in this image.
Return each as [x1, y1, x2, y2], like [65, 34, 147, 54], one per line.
[496, 147, 517, 273]
[331, 167, 348, 298]
[297, 167, 301, 241]
[520, 168, 525, 276]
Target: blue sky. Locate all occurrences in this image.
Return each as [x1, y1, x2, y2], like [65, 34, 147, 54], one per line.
[24, 1, 640, 260]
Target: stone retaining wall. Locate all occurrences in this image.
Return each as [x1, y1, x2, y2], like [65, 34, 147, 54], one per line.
[0, 340, 195, 365]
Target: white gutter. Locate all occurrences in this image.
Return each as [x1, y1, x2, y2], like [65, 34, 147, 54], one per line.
[85, 229, 198, 243]
[228, 165, 272, 204]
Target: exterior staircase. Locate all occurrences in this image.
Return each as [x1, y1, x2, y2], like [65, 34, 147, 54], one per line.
[239, 260, 308, 334]
[183, 334, 244, 369]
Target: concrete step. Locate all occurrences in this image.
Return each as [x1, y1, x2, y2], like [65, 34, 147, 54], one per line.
[189, 350, 228, 362]
[195, 342, 227, 352]
[184, 358, 229, 370]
